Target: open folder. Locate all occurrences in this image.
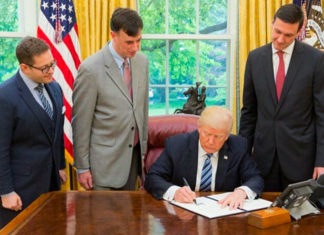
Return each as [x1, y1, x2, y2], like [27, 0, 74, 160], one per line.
[170, 192, 272, 219]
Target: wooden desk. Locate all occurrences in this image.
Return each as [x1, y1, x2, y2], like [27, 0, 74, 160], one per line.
[1, 191, 323, 234]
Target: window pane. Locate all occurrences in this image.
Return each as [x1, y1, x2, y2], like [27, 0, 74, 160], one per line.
[206, 87, 226, 106]
[199, 0, 227, 34]
[149, 87, 166, 116]
[169, 87, 188, 114]
[0, 38, 20, 83]
[141, 40, 166, 85]
[169, 0, 195, 34]
[0, 0, 19, 32]
[139, 0, 165, 34]
[169, 40, 196, 85]
[199, 40, 227, 87]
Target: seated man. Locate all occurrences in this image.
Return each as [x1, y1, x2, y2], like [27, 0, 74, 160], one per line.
[144, 106, 264, 209]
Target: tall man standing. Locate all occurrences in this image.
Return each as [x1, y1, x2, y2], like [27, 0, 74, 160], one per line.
[0, 37, 66, 228]
[239, 4, 324, 191]
[72, 8, 149, 190]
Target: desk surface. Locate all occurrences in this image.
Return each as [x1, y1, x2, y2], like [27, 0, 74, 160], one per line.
[1, 191, 323, 234]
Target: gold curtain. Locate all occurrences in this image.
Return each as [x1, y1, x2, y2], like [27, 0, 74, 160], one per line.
[74, 0, 136, 60]
[237, 0, 291, 111]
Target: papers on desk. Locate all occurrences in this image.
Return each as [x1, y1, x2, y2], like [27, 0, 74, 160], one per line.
[170, 192, 272, 219]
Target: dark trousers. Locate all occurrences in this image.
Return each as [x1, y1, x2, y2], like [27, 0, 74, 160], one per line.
[263, 153, 292, 192]
[0, 206, 20, 229]
[93, 144, 141, 191]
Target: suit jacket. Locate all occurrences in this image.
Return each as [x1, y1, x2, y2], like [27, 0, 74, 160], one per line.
[0, 73, 65, 225]
[239, 40, 324, 181]
[72, 43, 149, 188]
[144, 131, 264, 199]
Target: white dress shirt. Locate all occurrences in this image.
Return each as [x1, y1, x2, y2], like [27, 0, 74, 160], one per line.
[272, 40, 295, 82]
[163, 140, 256, 201]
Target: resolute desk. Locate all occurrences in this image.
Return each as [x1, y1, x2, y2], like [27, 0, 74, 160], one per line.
[1, 191, 323, 234]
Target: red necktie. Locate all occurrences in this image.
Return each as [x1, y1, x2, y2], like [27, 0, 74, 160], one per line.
[276, 50, 285, 101]
[123, 59, 139, 146]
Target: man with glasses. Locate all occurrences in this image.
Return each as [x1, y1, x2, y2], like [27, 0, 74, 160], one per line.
[145, 106, 263, 210]
[0, 36, 66, 228]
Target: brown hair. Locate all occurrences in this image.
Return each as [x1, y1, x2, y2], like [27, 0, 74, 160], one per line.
[16, 36, 50, 65]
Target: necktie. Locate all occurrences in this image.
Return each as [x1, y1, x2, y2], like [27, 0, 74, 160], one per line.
[276, 50, 285, 101]
[123, 59, 133, 100]
[35, 84, 53, 119]
[123, 59, 138, 145]
[200, 153, 213, 192]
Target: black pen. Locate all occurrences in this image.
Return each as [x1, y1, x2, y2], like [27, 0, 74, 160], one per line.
[182, 177, 197, 205]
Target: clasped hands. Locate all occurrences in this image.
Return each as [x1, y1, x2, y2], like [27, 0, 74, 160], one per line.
[174, 186, 247, 210]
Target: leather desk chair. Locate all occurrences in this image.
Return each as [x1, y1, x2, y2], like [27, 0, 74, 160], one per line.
[144, 114, 199, 176]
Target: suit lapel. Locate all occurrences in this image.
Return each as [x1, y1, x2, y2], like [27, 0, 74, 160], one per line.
[262, 44, 278, 106]
[102, 44, 133, 104]
[186, 131, 199, 187]
[215, 141, 230, 190]
[16, 74, 52, 142]
[276, 40, 304, 114]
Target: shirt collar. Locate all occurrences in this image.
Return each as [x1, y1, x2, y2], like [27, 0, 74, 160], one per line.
[108, 41, 130, 69]
[198, 140, 217, 158]
[272, 40, 295, 56]
[19, 69, 41, 90]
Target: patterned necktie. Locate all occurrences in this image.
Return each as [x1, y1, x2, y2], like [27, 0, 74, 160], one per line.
[123, 59, 138, 145]
[200, 153, 213, 192]
[35, 84, 53, 119]
[123, 59, 133, 100]
[276, 50, 285, 101]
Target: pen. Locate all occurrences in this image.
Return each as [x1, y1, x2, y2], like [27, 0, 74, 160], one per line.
[182, 177, 197, 205]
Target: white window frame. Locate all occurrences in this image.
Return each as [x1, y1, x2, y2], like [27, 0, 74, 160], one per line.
[137, 0, 237, 114]
[0, 0, 38, 38]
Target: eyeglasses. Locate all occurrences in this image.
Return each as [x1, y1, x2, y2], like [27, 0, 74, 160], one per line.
[26, 60, 57, 74]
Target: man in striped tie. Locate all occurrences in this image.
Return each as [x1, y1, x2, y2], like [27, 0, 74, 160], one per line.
[0, 37, 66, 228]
[145, 106, 263, 210]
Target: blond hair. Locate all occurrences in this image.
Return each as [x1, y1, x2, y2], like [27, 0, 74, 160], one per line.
[198, 106, 233, 133]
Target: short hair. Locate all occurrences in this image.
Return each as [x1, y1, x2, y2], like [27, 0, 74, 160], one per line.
[16, 36, 50, 65]
[273, 4, 304, 31]
[110, 8, 143, 36]
[198, 106, 233, 133]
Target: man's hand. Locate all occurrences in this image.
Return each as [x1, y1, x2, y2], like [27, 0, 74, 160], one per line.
[313, 167, 324, 179]
[218, 188, 247, 210]
[77, 170, 93, 190]
[59, 169, 67, 184]
[1, 192, 22, 211]
[174, 186, 196, 203]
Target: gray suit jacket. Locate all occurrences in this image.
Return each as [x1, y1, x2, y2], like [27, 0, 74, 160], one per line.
[72, 43, 149, 188]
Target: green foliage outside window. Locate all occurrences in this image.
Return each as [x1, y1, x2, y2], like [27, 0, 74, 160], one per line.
[0, 0, 19, 83]
[139, 0, 229, 115]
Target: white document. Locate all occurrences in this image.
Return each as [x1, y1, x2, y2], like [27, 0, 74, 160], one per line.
[170, 192, 272, 219]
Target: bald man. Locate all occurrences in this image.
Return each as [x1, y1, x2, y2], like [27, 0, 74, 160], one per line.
[144, 106, 263, 209]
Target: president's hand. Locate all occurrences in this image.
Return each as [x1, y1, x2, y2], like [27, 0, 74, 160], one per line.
[313, 167, 324, 179]
[59, 169, 67, 184]
[1, 192, 22, 211]
[77, 170, 93, 190]
[218, 188, 247, 210]
[174, 186, 196, 203]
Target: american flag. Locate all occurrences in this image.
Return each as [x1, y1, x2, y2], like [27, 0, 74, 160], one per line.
[37, 0, 81, 164]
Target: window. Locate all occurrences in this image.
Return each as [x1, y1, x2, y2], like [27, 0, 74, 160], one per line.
[138, 0, 237, 115]
[0, 0, 38, 83]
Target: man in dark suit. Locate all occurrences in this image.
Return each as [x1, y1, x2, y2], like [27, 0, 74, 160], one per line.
[145, 106, 263, 209]
[239, 4, 324, 191]
[0, 37, 66, 229]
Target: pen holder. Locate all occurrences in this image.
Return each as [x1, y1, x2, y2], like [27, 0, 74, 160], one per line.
[248, 207, 291, 229]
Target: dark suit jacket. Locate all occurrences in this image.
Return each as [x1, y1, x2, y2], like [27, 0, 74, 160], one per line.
[0, 72, 65, 226]
[239, 40, 324, 182]
[144, 131, 264, 199]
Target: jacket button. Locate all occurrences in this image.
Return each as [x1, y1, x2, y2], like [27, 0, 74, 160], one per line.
[129, 144, 132, 148]
[131, 126, 135, 130]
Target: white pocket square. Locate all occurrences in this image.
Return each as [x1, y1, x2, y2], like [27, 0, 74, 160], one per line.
[62, 106, 66, 114]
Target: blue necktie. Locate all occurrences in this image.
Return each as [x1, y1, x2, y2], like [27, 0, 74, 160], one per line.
[200, 153, 213, 192]
[35, 84, 53, 119]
